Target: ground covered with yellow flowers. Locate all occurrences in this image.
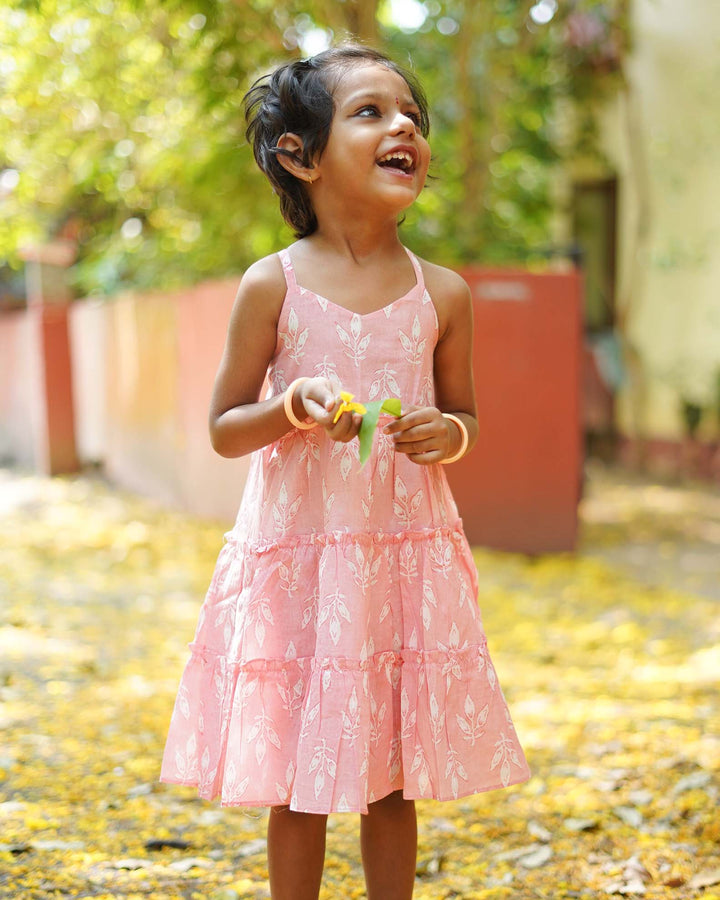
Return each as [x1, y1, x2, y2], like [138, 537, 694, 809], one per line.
[1, 462, 718, 899]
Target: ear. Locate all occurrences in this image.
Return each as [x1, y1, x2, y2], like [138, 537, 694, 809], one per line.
[275, 133, 317, 184]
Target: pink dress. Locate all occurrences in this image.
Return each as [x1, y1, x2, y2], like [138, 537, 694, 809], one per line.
[160, 247, 530, 814]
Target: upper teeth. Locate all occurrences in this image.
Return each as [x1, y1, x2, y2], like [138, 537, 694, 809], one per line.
[378, 150, 414, 168]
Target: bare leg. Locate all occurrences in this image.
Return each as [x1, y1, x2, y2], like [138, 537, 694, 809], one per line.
[267, 805, 328, 900]
[360, 789, 417, 900]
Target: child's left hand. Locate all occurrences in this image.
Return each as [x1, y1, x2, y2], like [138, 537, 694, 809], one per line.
[383, 405, 457, 465]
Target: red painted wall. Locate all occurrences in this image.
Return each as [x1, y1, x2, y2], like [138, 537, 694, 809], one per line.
[445, 267, 583, 554]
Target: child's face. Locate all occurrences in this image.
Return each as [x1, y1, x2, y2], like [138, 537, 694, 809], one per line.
[312, 63, 431, 213]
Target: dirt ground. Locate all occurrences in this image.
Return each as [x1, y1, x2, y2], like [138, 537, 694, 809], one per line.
[0, 461, 718, 899]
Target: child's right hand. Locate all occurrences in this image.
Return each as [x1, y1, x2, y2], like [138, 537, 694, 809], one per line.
[297, 378, 362, 443]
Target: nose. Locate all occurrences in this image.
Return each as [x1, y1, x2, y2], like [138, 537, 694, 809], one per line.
[390, 109, 417, 136]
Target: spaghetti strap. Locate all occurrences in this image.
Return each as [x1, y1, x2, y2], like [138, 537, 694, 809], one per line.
[404, 247, 426, 295]
[277, 249, 298, 292]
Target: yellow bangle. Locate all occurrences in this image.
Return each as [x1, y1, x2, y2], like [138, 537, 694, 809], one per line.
[283, 377, 315, 430]
[440, 413, 469, 464]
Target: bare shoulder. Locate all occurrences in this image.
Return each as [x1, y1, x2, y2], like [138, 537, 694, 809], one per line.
[419, 258, 470, 300]
[415, 257, 472, 337]
[234, 252, 286, 317]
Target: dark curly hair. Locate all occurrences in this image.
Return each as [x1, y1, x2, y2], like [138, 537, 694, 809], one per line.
[244, 43, 430, 239]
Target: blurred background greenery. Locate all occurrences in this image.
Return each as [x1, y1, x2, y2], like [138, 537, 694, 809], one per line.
[2, 0, 720, 471]
[0, 0, 627, 295]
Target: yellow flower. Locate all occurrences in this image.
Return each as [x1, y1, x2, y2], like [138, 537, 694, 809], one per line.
[333, 391, 367, 423]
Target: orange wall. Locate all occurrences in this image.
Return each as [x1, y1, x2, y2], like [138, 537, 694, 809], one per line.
[70, 278, 250, 522]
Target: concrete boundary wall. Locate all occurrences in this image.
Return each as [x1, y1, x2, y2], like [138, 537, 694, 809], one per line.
[0, 309, 42, 468]
[68, 277, 249, 522]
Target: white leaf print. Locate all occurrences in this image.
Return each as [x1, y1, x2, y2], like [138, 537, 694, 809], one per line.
[369, 364, 401, 400]
[336, 317, 371, 365]
[329, 615, 341, 645]
[501, 759, 511, 787]
[449, 622, 460, 649]
[224, 761, 250, 803]
[487, 661, 497, 690]
[300, 702, 320, 740]
[314, 355, 339, 381]
[395, 475, 408, 501]
[280, 307, 309, 363]
[178, 689, 190, 720]
[393, 475, 423, 526]
[399, 331, 413, 354]
[398, 315, 426, 365]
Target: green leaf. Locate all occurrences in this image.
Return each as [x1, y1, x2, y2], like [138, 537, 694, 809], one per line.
[358, 397, 401, 467]
[380, 398, 402, 417]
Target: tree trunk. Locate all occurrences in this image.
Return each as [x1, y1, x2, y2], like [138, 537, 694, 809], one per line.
[320, 0, 379, 44]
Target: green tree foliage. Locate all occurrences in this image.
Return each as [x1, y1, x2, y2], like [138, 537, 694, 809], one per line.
[0, 0, 627, 294]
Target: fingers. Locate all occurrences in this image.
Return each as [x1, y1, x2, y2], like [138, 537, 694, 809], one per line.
[298, 378, 363, 441]
[299, 378, 341, 427]
[326, 411, 362, 443]
[383, 406, 451, 464]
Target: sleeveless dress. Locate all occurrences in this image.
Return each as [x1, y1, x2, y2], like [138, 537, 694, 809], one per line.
[160, 247, 530, 814]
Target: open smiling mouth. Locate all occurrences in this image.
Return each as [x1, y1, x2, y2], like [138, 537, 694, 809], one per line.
[376, 150, 416, 174]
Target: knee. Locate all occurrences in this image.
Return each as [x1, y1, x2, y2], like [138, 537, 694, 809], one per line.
[368, 789, 412, 810]
[269, 804, 328, 823]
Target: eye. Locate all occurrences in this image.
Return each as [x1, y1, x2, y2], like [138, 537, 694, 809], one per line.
[405, 110, 422, 126]
[356, 105, 381, 118]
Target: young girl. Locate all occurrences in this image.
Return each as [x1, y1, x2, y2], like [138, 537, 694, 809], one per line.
[161, 43, 530, 900]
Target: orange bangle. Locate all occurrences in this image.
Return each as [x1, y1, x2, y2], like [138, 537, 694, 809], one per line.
[283, 377, 315, 430]
[440, 414, 469, 464]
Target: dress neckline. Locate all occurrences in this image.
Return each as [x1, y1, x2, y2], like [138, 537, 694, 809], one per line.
[279, 247, 425, 319]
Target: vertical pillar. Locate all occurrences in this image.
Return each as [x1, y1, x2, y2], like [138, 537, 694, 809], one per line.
[21, 240, 79, 475]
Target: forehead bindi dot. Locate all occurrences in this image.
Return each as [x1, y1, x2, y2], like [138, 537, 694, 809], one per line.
[395, 96, 399, 105]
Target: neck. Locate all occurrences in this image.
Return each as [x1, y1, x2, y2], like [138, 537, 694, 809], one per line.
[311, 218, 403, 263]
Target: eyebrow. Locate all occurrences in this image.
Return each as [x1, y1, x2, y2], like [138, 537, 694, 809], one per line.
[343, 90, 418, 107]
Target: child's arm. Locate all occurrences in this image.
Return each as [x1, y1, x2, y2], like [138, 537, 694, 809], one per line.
[384, 263, 478, 465]
[209, 255, 362, 458]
